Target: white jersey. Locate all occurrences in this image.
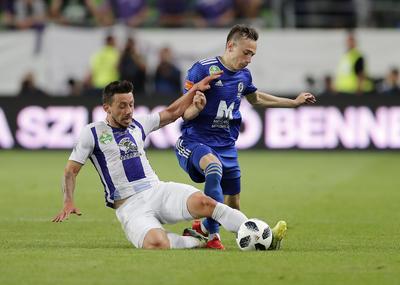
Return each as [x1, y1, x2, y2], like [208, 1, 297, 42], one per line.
[69, 113, 161, 208]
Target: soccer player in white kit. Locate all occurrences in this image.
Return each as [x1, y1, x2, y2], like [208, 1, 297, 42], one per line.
[52, 74, 265, 249]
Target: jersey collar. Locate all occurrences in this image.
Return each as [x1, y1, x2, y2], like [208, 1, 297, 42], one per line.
[216, 56, 237, 75]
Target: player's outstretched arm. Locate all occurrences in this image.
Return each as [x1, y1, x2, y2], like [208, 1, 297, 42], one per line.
[159, 71, 222, 127]
[246, 91, 316, 108]
[52, 160, 83, 222]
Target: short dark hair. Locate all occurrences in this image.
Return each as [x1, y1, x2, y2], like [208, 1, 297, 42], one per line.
[226, 24, 259, 45]
[102, 80, 134, 104]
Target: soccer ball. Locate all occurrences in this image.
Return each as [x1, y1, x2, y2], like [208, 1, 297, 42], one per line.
[236, 219, 272, 251]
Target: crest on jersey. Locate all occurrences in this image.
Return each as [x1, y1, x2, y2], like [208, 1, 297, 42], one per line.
[118, 137, 140, 160]
[209, 65, 221, 75]
[99, 131, 113, 144]
[119, 137, 138, 152]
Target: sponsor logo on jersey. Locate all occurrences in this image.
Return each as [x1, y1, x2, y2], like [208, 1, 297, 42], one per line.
[212, 100, 234, 129]
[209, 65, 221, 75]
[184, 80, 194, 91]
[215, 80, 224, 87]
[99, 131, 113, 144]
[118, 137, 140, 160]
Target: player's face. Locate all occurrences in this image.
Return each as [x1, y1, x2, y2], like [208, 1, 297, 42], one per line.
[346, 35, 356, 50]
[105, 92, 134, 128]
[229, 38, 257, 70]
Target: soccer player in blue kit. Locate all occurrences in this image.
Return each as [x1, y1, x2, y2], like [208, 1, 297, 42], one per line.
[176, 25, 316, 249]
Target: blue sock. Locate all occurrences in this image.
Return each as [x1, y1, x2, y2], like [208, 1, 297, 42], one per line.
[203, 163, 223, 235]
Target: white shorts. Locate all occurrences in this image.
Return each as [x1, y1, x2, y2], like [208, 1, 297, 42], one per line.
[115, 181, 200, 248]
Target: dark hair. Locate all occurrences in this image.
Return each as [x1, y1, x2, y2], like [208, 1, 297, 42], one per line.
[226, 24, 259, 45]
[102, 80, 134, 104]
[105, 34, 115, 45]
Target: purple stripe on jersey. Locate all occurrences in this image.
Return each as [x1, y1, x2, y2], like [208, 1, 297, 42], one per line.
[112, 127, 145, 182]
[133, 119, 146, 141]
[89, 157, 114, 208]
[90, 127, 116, 206]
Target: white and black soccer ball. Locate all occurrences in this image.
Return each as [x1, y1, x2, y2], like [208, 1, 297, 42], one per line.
[236, 219, 272, 251]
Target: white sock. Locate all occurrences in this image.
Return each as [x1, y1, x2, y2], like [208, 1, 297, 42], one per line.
[211, 203, 248, 233]
[167, 233, 201, 249]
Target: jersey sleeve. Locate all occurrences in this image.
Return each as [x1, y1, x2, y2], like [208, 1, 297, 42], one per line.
[69, 125, 95, 164]
[135, 113, 161, 135]
[243, 69, 258, 95]
[183, 63, 207, 93]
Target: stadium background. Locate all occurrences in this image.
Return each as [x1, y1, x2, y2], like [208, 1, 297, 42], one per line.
[1, 1, 400, 150]
[1, 1, 399, 285]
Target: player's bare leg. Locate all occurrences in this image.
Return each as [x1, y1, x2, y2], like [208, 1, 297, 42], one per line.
[224, 193, 240, 210]
[143, 228, 207, 250]
[142, 229, 170, 249]
[186, 192, 217, 218]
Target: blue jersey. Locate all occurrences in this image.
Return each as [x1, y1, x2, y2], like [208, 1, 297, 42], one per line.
[181, 56, 257, 147]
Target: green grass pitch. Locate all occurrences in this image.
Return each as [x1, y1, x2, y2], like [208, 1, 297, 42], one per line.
[0, 150, 399, 285]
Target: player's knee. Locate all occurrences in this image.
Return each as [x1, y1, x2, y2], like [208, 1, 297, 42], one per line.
[143, 238, 170, 249]
[187, 192, 217, 218]
[142, 229, 170, 249]
[199, 153, 221, 170]
[198, 195, 217, 212]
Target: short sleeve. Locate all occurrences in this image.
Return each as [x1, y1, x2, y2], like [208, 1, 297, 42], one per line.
[135, 113, 161, 135]
[183, 63, 207, 93]
[243, 69, 257, 95]
[69, 126, 95, 164]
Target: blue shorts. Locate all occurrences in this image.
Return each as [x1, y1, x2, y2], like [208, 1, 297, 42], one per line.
[175, 138, 241, 195]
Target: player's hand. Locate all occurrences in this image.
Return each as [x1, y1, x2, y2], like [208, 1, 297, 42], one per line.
[295, 92, 316, 106]
[193, 91, 206, 111]
[52, 202, 82, 222]
[195, 71, 223, 91]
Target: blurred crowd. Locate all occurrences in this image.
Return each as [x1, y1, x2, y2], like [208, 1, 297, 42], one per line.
[18, 31, 400, 99]
[2, 0, 400, 30]
[304, 31, 399, 97]
[0, 0, 271, 30]
[306, 67, 400, 97]
[2, 1, 398, 98]
[18, 33, 184, 98]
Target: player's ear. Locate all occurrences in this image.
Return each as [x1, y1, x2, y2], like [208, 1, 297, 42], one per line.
[227, 41, 234, 52]
[103, 103, 111, 114]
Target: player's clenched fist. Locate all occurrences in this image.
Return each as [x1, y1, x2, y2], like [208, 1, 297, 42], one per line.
[193, 91, 207, 111]
[294, 92, 317, 106]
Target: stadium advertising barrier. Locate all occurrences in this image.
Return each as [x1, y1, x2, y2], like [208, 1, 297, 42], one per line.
[0, 96, 400, 150]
